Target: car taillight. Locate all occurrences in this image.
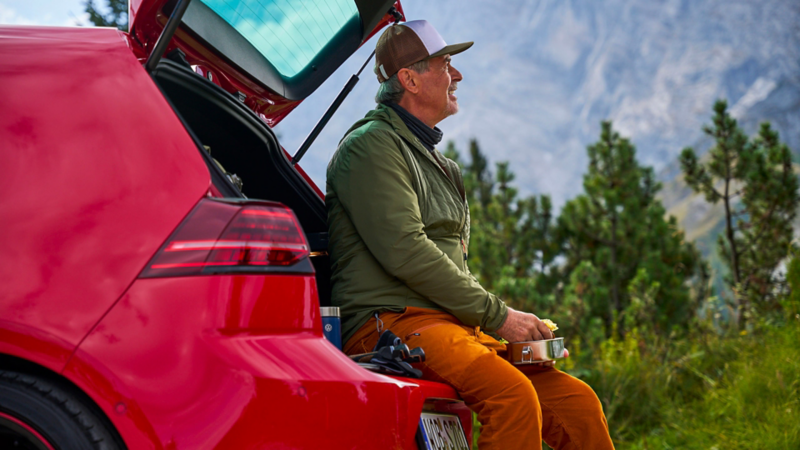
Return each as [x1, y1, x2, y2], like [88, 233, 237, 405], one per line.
[140, 198, 311, 278]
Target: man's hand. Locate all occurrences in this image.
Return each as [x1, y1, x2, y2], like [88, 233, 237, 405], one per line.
[496, 308, 555, 343]
[497, 308, 558, 367]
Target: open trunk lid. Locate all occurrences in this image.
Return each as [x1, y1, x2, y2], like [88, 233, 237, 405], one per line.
[129, 0, 400, 125]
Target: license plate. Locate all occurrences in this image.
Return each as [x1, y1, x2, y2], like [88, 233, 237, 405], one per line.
[418, 412, 470, 450]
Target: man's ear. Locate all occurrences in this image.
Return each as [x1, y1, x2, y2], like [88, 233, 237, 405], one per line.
[397, 68, 420, 94]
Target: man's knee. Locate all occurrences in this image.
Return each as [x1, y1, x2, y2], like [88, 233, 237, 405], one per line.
[459, 352, 541, 414]
[494, 372, 539, 409]
[572, 377, 606, 415]
[510, 378, 541, 418]
[551, 373, 608, 429]
[523, 368, 608, 422]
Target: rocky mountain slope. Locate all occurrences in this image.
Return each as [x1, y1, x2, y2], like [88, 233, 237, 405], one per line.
[276, 0, 800, 245]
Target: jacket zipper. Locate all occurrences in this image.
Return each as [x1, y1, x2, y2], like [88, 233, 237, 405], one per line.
[402, 134, 470, 265]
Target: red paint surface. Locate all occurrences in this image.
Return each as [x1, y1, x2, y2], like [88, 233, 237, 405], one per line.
[66, 275, 466, 448]
[0, 25, 208, 364]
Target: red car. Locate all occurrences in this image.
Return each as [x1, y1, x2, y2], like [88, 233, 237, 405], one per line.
[0, 0, 472, 448]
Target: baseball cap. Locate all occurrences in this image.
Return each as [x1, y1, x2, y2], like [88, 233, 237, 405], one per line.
[375, 20, 473, 82]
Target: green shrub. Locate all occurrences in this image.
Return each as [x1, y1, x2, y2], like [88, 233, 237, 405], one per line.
[643, 323, 800, 449]
[470, 320, 800, 449]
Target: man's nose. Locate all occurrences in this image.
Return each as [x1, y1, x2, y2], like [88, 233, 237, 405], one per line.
[450, 65, 463, 82]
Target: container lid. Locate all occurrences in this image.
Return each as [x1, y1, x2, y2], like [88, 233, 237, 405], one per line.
[320, 306, 340, 317]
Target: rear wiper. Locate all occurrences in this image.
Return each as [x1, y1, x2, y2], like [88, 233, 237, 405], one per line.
[291, 50, 374, 166]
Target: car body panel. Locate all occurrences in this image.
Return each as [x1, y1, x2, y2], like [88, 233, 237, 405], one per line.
[0, 26, 209, 370]
[0, 323, 75, 375]
[65, 275, 432, 448]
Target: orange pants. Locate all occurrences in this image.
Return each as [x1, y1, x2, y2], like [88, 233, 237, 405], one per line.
[345, 307, 614, 450]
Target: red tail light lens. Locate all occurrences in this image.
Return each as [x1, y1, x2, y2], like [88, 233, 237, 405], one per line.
[140, 198, 311, 278]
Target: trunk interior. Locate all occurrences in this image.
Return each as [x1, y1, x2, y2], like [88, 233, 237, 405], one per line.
[152, 59, 332, 306]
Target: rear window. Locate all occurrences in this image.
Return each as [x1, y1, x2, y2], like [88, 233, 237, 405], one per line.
[199, 0, 359, 77]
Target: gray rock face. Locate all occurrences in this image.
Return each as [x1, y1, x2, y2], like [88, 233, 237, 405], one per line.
[276, 0, 800, 209]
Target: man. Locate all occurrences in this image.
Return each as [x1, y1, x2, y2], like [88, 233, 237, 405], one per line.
[326, 20, 614, 449]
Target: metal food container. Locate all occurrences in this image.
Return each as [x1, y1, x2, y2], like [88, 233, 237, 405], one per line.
[507, 338, 565, 365]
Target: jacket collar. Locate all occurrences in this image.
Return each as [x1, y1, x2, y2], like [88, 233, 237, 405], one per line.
[378, 104, 466, 203]
[379, 104, 432, 156]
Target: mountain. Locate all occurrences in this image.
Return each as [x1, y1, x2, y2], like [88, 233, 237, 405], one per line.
[275, 0, 800, 221]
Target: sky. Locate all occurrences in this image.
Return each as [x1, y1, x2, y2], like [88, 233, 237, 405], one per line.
[0, 1, 89, 26]
[5, 0, 795, 207]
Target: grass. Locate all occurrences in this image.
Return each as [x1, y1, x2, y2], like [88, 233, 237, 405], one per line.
[633, 322, 800, 449]
[470, 319, 800, 449]
[583, 320, 800, 449]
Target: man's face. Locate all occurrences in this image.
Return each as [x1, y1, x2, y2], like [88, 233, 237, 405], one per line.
[416, 55, 463, 125]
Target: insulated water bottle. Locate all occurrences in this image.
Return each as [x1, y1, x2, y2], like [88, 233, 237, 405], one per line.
[320, 306, 342, 350]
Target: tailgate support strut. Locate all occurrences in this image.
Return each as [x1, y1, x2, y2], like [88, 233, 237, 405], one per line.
[291, 50, 375, 166]
[145, 0, 193, 74]
[291, 6, 404, 166]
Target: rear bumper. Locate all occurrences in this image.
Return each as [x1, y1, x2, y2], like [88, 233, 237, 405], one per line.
[63, 275, 469, 448]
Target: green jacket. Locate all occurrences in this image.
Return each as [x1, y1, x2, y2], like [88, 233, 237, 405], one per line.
[326, 104, 508, 343]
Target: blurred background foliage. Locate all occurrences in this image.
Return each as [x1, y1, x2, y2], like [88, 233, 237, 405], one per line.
[84, 0, 127, 30]
[445, 100, 800, 449]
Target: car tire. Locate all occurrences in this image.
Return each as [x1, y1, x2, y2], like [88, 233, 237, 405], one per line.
[0, 370, 124, 450]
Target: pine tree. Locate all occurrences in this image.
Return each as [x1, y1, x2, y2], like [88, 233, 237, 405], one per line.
[444, 140, 560, 310]
[560, 121, 700, 335]
[84, 0, 128, 31]
[465, 139, 494, 209]
[517, 194, 558, 276]
[680, 100, 799, 324]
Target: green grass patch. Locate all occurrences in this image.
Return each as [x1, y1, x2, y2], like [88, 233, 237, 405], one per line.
[581, 321, 800, 449]
[470, 321, 800, 449]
